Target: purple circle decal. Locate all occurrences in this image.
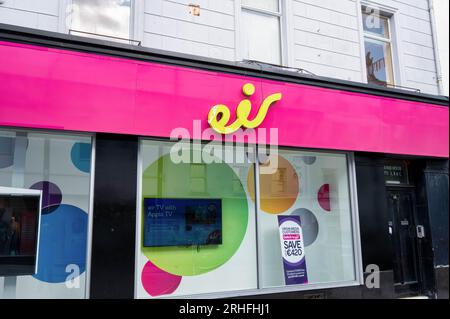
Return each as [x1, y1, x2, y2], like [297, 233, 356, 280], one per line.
[30, 181, 62, 214]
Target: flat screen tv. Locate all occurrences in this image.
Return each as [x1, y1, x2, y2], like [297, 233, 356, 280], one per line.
[143, 198, 222, 247]
[0, 188, 41, 276]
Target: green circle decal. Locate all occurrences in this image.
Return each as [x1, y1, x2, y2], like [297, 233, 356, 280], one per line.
[142, 152, 249, 276]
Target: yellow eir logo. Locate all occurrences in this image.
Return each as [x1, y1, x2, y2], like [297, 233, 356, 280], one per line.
[208, 83, 282, 135]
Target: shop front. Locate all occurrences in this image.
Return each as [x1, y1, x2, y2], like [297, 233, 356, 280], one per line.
[0, 26, 448, 299]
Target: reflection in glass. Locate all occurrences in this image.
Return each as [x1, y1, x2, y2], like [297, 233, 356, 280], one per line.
[0, 195, 39, 258]
[71, 0, 132, 40]
[365, 38, 394, 86]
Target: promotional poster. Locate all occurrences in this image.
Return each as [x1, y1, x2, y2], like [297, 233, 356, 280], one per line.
[278, 216, 308, 285]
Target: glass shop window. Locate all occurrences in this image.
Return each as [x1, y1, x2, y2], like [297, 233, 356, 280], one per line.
[137, 140, 257, 298]
[362, 9, 395, 87]
[241, 0, 283, 65]
[137, 139, 359, 298]
[0, 129, 92, 299]
[250, 149, 356, 288]
[70, 0, 133, 43]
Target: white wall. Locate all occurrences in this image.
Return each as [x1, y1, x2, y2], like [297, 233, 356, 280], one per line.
[290, 0, 363, 82]
[288, 0, 440, 94]
[0, 0, 442, 94]
[140, 0, 236, 61]
[392, 0, 440, 94]
[0, 0, 61, 32]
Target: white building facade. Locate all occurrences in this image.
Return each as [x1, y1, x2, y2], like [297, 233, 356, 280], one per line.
[0, 0, 444, 95]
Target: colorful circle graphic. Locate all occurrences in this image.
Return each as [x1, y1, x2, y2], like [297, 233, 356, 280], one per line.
[30, 181, 62, 214]
[301, 156, 317, 165]
[142, 152, 248, 276]
[290, 208, 319, 246]
[141, 261, 182, 296]
[33, 204, 88, 283]
[71, 142, 92, 173]
[318, 184, 331, 212]
[247, 155, 299, 214]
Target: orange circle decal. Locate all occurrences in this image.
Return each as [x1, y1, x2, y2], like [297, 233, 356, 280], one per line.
[248, 155, 299, 214]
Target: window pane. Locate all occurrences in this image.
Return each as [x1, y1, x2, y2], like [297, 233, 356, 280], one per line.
[362, 12, 390, 39]
[0, 129, 92, 298]
[365, 38, 394, 86]
[136, 140, 257, 298]
[242, 0, 279, 12]
[71, 0, 131, 40]
[242, 10, 281, 65]
[248, 150, 356, 288]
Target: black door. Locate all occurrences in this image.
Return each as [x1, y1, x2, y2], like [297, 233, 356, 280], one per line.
[386, 188, 422, 295]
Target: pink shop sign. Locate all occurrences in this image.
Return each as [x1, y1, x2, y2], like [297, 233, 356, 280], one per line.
[0, 41, 448, 158]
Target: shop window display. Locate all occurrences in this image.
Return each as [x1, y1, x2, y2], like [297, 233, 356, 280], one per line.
[137, 140, 358, 298]
[136, 140, 257, 297]
[0, 129, 92, 299]
[248, 150, 356, 288]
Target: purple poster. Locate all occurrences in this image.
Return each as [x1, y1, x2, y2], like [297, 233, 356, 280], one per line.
[278, 215, 308, 285]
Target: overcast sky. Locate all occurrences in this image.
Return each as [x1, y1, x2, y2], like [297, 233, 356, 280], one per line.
[434, 0, 449, 96]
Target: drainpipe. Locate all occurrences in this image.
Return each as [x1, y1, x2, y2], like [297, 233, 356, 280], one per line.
[428, 0, 444, 96]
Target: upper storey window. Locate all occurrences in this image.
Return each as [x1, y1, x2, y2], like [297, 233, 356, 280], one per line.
[241, 0, 282, 65]
[70, 0, 133, 43]
[362, 9, 395, 87]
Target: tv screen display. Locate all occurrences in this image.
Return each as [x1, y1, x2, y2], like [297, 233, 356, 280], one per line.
[0, 193, 41, 276]
[143, 198, 222, 247]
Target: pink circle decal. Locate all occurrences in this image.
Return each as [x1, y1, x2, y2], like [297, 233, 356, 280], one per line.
[318, 184, 331, 212]
[141, 261, 182, 297]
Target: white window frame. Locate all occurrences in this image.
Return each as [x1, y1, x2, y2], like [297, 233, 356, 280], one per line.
[133, 0, 145, 45]
[236, 0, 291, 66]
[58, 0, 72, 33]
[363, 12, 395, 86]
[358, 1, 405, 88]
